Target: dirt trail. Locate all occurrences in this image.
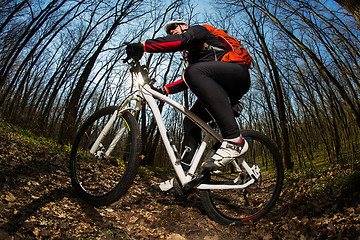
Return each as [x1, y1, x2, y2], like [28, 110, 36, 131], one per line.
[0, 125, 359, 239]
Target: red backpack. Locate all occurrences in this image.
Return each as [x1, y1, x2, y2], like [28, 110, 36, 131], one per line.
[203, 24, 253, 69]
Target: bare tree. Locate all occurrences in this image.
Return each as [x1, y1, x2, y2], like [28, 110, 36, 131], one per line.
[334, 0, 360, 26]
[59, 0, 147, 144]
[0, 0, 67, 90]
[0, 0, 28, 33]
[1, 0, 359, 170]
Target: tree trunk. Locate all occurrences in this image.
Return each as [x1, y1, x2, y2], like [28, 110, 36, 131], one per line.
[0, 0, 28, 33]
[245, 0, 360, 128]
[334, 0, 360, 25]
[0, 0, 66, 90]
[59, 17, 124, 143]
[242, 2, 293, 170]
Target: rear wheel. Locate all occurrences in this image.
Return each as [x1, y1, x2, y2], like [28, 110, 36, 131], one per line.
[200, 129, 283, 225]
[69, 106, 141, 206]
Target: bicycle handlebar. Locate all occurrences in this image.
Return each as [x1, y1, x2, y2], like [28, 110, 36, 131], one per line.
[122, 55, 156, 86]
[122, 42, 160, 87]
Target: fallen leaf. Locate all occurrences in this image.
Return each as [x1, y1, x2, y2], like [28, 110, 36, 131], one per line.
[327, 222, 336, 232]
[129, 216, 138, 223]
[301, 217, 309, 224]
[264, 234, 272, 240]
[167, 233, 185, 240]
[4, 193, 16, 202]
[281, 223, 289, 230]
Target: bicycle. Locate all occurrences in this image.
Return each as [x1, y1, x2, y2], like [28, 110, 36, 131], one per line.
[69, 57, 284, 226]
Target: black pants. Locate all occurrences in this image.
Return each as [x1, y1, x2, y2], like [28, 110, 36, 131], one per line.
[181, 61, 250, 167]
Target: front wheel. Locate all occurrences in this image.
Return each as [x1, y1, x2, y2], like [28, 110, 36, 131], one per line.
[69, 106, 141, 206]
[199, 129, 284, 225]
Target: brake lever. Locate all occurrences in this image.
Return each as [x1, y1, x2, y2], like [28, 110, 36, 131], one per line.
[122, 56, 131, 63]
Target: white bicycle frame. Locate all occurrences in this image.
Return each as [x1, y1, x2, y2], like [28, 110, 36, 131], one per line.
[91, 74, 260, 190]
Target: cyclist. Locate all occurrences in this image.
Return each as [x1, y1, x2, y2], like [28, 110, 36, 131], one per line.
[126, 19, 250, 193]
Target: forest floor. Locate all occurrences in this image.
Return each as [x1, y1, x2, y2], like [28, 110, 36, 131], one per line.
[0, 120, 360, 240]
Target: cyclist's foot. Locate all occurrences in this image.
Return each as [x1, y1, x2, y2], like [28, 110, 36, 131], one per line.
[151, 178, 181, 195]
[201, 137, 248, 171]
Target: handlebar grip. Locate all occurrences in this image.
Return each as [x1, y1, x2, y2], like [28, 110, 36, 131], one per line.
[123, 56, 131, 63]
[150, 85, 167, 95]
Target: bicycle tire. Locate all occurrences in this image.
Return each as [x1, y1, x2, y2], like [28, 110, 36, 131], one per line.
[69, 106, 141, 206]
[199, 129, 284, 225]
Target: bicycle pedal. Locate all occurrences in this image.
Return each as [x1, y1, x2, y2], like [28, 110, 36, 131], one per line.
[183, 173, 209, 192]
[151, 178, 183, 196]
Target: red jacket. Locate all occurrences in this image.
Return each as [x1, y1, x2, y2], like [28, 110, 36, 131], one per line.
[144, 25, 228, 94]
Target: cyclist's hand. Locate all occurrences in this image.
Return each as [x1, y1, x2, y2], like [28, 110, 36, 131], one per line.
[151, 85, 168, 95]
[126, 43, 144, 61]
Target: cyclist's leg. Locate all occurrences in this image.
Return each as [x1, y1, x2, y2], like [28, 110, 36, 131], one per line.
[181, 100, 213, 170]
[184, 61, 250, 139]
[184, 61, 250, 170]
[152, 101, 212, 193]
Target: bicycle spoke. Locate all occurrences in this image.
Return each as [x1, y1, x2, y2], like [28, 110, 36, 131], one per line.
[200, 130, 283, 225]
[70, 107, 141, 206]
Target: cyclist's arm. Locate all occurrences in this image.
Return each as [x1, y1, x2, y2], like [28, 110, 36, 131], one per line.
[164, 79, 187, 94]
[143, 25, 209, 53]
